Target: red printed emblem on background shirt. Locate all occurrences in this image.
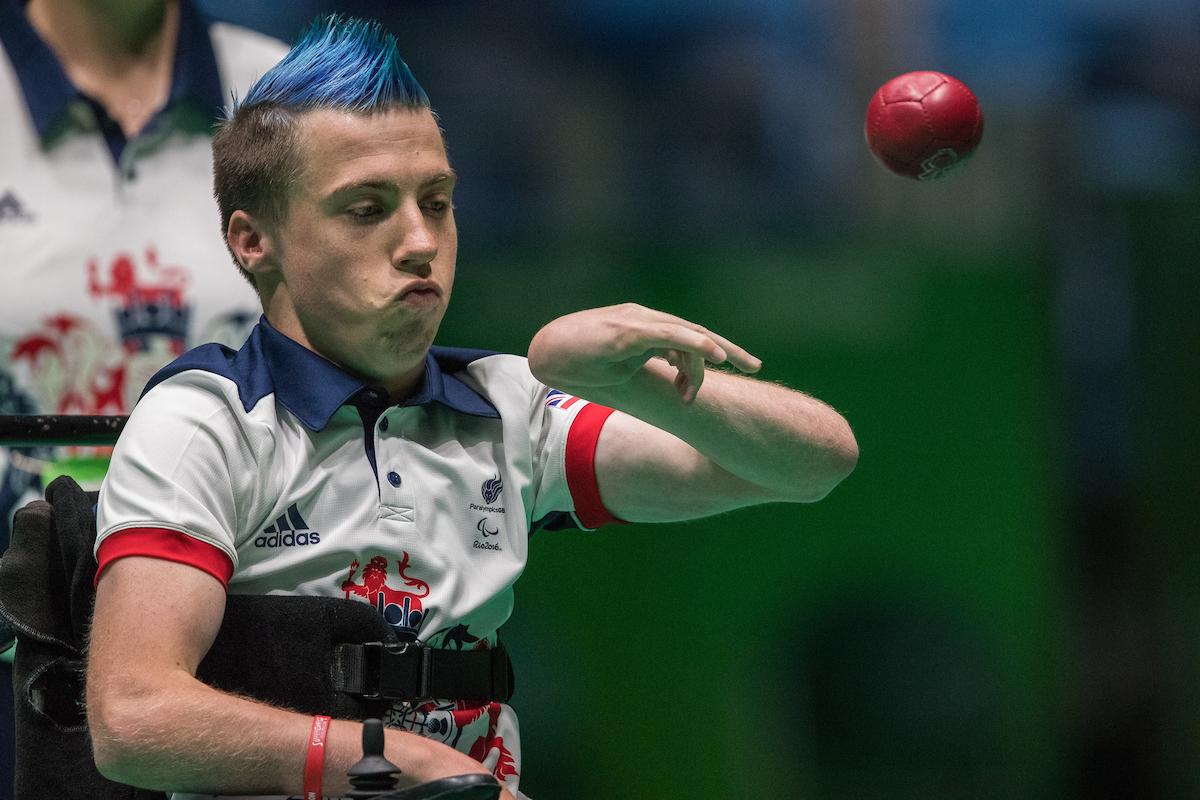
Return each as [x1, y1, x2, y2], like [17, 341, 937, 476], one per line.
[7, 248, 196, 418]
[11, 314, 125, 415]
[88, 247, 190, 356]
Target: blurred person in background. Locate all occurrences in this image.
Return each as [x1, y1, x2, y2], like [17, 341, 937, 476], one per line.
[0, 0, 286, 788]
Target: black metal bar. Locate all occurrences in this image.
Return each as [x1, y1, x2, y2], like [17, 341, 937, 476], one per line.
[0, 415, 127, 446]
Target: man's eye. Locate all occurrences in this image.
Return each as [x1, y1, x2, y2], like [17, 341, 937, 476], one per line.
[422, 199, 452, 216]
[347, 203, 383, 220]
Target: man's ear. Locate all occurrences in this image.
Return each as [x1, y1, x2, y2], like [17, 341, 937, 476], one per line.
[227, 211, 280, 279]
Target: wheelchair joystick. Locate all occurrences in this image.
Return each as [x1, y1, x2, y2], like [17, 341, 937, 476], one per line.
[347, 718, 402, 797]
[345, 717, 503, 800]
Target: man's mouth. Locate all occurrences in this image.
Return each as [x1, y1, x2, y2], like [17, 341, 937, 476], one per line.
[398, 281, 442, 303]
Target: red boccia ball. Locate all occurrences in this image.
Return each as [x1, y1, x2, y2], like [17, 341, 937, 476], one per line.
[865, 71, 983, 180]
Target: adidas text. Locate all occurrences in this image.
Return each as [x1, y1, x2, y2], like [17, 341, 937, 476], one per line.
[255, 531, 320, 548]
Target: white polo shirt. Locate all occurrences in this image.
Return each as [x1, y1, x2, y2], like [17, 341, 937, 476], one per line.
[0, 0, 285, 487]
[96, 317, 619, 795]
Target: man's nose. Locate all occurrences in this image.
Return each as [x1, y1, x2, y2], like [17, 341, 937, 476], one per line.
[391, 204, 438, 276]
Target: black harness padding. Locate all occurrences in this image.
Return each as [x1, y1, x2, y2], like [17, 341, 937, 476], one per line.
[0, 477, 516, 800]
[198, 593, 397, 720]
[0, 480, 166, 800]
[0, 482, 99, 651]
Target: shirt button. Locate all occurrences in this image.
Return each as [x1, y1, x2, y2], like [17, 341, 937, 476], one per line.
[379, 417, 389, 432]
[387, 471, 402, 487]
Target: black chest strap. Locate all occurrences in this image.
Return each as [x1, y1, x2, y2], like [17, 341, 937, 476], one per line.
[333, 641, 513, 705]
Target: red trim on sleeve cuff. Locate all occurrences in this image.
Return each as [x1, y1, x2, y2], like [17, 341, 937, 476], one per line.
[95, 527, 234, 589]
[564, 403, 625, 528]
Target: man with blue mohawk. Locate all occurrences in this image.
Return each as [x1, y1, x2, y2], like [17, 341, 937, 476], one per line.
[84, 15, 857, 800]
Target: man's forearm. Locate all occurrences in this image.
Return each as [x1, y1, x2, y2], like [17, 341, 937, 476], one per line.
[89, 671, 475, 796]
[566, 358, 857, 502]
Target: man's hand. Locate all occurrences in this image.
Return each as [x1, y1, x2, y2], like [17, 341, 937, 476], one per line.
[527, 303, 761, 404]
[383, 729, 517, 799]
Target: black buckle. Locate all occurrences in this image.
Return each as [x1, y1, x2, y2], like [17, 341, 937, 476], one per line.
[338, 641, 513, 704]
[359, 641, 431, 704]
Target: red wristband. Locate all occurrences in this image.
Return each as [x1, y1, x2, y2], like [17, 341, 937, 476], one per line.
[304, 715, 332, 800]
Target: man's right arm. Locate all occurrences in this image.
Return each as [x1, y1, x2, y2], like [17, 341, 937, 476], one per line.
[87, 556, 510, 797]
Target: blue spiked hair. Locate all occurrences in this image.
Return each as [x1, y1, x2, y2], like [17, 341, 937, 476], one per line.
[236, 15, 429, 114]
[212, 16, 432, 287]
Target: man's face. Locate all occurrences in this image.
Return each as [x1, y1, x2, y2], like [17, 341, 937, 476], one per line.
[266, 107, 457, 391]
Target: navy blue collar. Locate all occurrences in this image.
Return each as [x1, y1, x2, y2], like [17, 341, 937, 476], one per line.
[0, 0, 223, 141]
[256, 317, 500, 431]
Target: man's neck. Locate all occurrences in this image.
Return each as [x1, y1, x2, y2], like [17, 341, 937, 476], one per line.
[25, 0, 180, 137]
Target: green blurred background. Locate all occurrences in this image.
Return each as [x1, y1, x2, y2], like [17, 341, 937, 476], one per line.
[199, 1, 1198, 796]
[456, 235, 1063, 799]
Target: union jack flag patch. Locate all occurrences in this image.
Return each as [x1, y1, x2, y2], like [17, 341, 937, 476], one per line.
[545, 388, 584, 410]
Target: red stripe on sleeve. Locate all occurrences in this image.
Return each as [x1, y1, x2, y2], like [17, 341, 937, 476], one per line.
[95, 527, 234, 589]
[564, 403, 626, 528]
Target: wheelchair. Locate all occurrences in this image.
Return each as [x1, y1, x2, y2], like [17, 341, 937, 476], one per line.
[0, 415, 502, 800]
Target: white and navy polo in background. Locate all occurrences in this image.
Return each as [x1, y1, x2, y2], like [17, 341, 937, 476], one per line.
[0, 0, 285, 500]
[96, 317, 620, 793]
[0, 2, 285, 780]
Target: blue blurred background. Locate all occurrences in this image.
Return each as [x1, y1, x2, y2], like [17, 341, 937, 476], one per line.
[205, 1, 1198, 797]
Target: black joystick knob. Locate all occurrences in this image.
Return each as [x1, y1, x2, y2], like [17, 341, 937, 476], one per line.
[347, 718, 402, 797]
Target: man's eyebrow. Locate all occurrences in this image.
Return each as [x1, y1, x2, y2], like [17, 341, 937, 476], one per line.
[328, 180, 394, 196]
[327, 171, 457, 197]
[421, 170, 457, 188]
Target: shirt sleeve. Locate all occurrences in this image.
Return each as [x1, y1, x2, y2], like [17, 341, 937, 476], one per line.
[94, 372, 259, 586]
[527, 383, 623, 530]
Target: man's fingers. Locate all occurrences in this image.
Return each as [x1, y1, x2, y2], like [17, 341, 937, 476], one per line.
[656, 348, 705, 403]
[679, 350, 705, 403]
[640, 309, 762, 373]
[709, 335, 760, 373]
[683, 325, 760, 373]
[618, 325, 726, 364]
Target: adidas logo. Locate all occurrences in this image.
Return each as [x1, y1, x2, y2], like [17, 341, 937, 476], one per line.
[254, 502, 320, 548]
[0, 191, 34, 223]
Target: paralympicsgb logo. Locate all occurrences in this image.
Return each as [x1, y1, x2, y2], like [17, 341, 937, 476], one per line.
[481, 475, 503, 505]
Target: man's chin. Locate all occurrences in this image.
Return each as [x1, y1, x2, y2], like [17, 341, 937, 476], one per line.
[384, 313, 439, 343]
[376, 325, 437, 366]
